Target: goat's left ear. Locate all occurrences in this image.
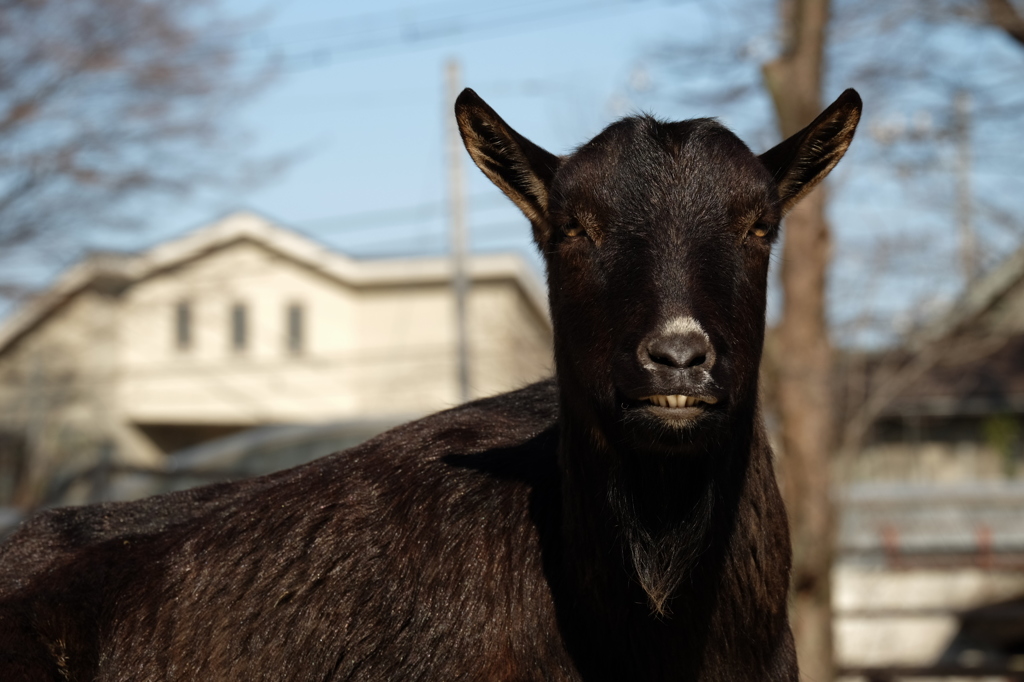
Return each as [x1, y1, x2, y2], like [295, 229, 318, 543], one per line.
[759, 89, 862, 216]
[455, 88, 561, 247]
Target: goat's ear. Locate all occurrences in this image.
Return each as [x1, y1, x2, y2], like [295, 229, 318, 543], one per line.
[759, 89, 862, 216]
[455, 88, 560, 245]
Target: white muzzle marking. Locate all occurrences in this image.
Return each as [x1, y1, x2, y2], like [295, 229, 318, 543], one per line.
[661, 316, 710, 342]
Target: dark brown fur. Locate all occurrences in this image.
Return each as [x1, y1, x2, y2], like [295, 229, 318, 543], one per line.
[0, 89, 861, 681]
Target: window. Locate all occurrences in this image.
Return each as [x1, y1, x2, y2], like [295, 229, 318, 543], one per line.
[287, 303, 304, 354]
[175, 301, 191, 350]
[231, 303, 248, 351]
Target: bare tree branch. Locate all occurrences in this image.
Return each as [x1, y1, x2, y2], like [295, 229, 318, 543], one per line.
[986, 0, 1024, 47]
[0, 0, 273, 298]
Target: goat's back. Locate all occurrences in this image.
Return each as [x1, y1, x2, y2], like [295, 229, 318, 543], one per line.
[0, 380, 573, 682]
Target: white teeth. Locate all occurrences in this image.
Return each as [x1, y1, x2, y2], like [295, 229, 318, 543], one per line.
[641, 395, 715, 408]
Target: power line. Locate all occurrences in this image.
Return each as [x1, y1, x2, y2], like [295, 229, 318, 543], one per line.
[299, 192, 510, 232]
[229, 0, 666, 72]
[232, 0, 559, 49]
[253, 77, 561, 110]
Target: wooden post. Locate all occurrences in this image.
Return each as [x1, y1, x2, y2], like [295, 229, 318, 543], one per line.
[446, 58, 471, 403]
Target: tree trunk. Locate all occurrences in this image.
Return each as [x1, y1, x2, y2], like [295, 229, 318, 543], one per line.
[776, 187, 836, 682]
[762, 1, 835, 680]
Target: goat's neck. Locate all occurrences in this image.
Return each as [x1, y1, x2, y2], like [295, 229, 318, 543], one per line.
[556, 398, 761, 615]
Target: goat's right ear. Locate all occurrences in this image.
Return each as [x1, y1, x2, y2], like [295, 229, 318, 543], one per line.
[456, 89, 560, 246]
[759, 89, 862, 216]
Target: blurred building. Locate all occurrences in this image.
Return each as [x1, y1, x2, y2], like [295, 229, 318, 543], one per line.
[0, 211, 552, 509]
[836, 482, 1024, 680]
[835, 246, 1024, 680]
[843, 246, 1024, 484]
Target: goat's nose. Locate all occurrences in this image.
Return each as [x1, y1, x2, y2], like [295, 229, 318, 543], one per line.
[643, 332, 714, 371]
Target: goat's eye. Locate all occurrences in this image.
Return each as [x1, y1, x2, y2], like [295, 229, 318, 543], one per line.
[561, 222, 584, 238]
[748, 223, 772, 239]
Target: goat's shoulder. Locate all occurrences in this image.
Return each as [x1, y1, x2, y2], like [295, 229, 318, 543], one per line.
[0, 475, 274, 592]
[95, 380, 564, 680]
[245, 376, 563, 535]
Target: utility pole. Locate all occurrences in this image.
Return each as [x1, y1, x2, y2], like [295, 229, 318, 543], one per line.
[953, 90, 977, 283]
[446, 58, 471, 403]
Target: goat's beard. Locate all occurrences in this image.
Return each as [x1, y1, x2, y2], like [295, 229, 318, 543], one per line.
[607, 449, 719, 617]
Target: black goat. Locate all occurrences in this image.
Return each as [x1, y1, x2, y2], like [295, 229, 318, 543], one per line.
[0, 88, 861, 681]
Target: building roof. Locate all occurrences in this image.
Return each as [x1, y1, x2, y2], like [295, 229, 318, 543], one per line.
[0, 211, 550, 355]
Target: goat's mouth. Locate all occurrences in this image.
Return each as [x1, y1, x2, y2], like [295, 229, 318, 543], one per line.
[638, 394, 721, 425]
[640, 394, 719, 409]
[618, 391, 725, 428]
[615, 390, 726, 450]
